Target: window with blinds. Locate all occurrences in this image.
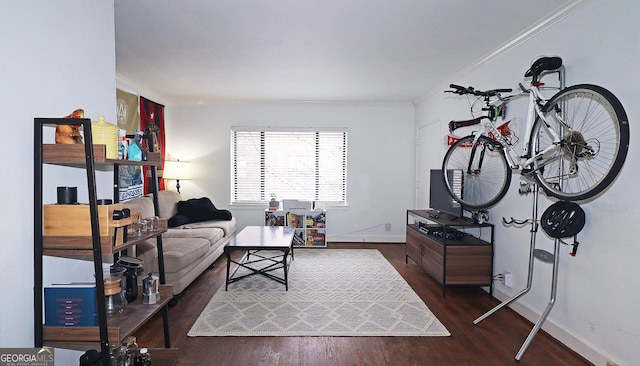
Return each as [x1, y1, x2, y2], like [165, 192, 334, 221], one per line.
[232, 127, 347, 205]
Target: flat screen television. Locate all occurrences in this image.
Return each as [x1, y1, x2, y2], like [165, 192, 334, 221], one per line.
[429, 169, 463, 218]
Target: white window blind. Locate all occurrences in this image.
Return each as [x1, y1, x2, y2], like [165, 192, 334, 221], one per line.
[232, 127, 347, 204]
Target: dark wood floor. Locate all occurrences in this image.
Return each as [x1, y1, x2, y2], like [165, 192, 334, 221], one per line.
[134, 243, 592, 366]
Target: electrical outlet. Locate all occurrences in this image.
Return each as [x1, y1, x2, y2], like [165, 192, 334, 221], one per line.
[385, 222, 391, 231]
[502, 271, 514, 288]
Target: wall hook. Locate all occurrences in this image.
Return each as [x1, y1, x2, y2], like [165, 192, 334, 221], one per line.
[502, 217, 532, 225]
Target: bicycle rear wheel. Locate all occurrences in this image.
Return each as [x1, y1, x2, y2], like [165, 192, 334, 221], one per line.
[530, 84, 629, 201]
[442, 135, 512, 210]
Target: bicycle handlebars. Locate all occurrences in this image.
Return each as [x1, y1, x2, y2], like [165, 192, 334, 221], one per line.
[446, 84, 512, 97]
[445, 84, 512, 132]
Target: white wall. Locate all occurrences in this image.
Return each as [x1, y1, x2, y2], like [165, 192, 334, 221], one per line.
[164, 102, 415, 243]
[416, 1, 640, 364]
[0, 1, 117, 363]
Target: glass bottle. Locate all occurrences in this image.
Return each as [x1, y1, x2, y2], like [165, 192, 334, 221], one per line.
[122, 335, 139, 366]
[118, 129, 128, 160]
[110, 344, 126, 366]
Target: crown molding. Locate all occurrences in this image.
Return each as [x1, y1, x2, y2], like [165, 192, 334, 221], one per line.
[415, 0, 590, 104]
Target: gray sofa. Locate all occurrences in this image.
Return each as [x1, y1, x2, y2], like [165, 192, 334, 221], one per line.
[122, 190, 236, 295]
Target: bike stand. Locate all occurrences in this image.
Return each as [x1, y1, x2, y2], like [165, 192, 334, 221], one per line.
[473, 184, 562, 361]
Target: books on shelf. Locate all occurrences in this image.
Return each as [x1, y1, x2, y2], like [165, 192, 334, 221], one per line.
[287, 212, 300, 228]
[306, 230, 325, 246]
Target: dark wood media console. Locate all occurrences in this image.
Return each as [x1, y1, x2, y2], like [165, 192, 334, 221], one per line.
[405, 209, 494, 297]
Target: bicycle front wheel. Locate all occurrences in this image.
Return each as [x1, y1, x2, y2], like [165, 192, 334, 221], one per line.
[442, 135, 512, 210]
[530, 84, 629, 201]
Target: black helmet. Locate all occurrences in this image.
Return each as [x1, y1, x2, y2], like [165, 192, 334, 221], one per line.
[540, 201, 585, 239]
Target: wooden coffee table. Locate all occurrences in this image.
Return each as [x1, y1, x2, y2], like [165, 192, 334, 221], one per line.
[224, 226, 295, 290]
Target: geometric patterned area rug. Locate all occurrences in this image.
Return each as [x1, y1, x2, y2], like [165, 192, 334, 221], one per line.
[187, 249, 450, 337]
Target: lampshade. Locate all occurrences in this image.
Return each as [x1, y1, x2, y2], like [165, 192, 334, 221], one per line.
[163, 160, 191, 180]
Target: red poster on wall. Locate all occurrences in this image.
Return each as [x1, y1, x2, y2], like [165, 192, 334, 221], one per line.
[140, 96, 166, 193]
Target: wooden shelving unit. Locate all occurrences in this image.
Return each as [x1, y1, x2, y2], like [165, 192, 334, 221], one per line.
[42, 143, 162, 166]
[406, 209, 494, 297]
[34, 118, 174, 365]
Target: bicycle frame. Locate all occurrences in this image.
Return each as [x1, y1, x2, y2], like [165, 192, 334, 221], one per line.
[445, 58, 628, 208]
[470, 83, 562, 173]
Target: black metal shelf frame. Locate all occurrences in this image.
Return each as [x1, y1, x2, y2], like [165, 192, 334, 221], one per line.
[34, 118, 170, 366]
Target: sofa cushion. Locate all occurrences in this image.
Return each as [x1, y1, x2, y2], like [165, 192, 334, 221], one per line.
[162, 227, 224, 244]
[122, 195, 155, 218]
[179, 217, 236, 236]
[176, 197, 233, 223]
[137, 237, 212, 274]
[121, 190, 181, 220]
[163, 238, 213, 273]
[156, 190, 181, 219]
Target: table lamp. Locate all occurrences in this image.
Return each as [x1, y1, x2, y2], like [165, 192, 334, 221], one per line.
[163, 159, 191, 193]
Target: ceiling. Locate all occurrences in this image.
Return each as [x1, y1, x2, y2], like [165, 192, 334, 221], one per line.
[114, 0, 579, 104]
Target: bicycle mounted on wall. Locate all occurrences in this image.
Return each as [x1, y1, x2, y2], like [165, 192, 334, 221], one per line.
[442, 56, 629, 219]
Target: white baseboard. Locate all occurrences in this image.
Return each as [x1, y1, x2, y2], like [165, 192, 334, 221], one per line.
[327, 234, 405, 243]
[491, 288, 616, 365]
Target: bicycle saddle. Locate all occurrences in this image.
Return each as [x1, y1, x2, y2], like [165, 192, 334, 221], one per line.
[525, 56, 563, 78]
